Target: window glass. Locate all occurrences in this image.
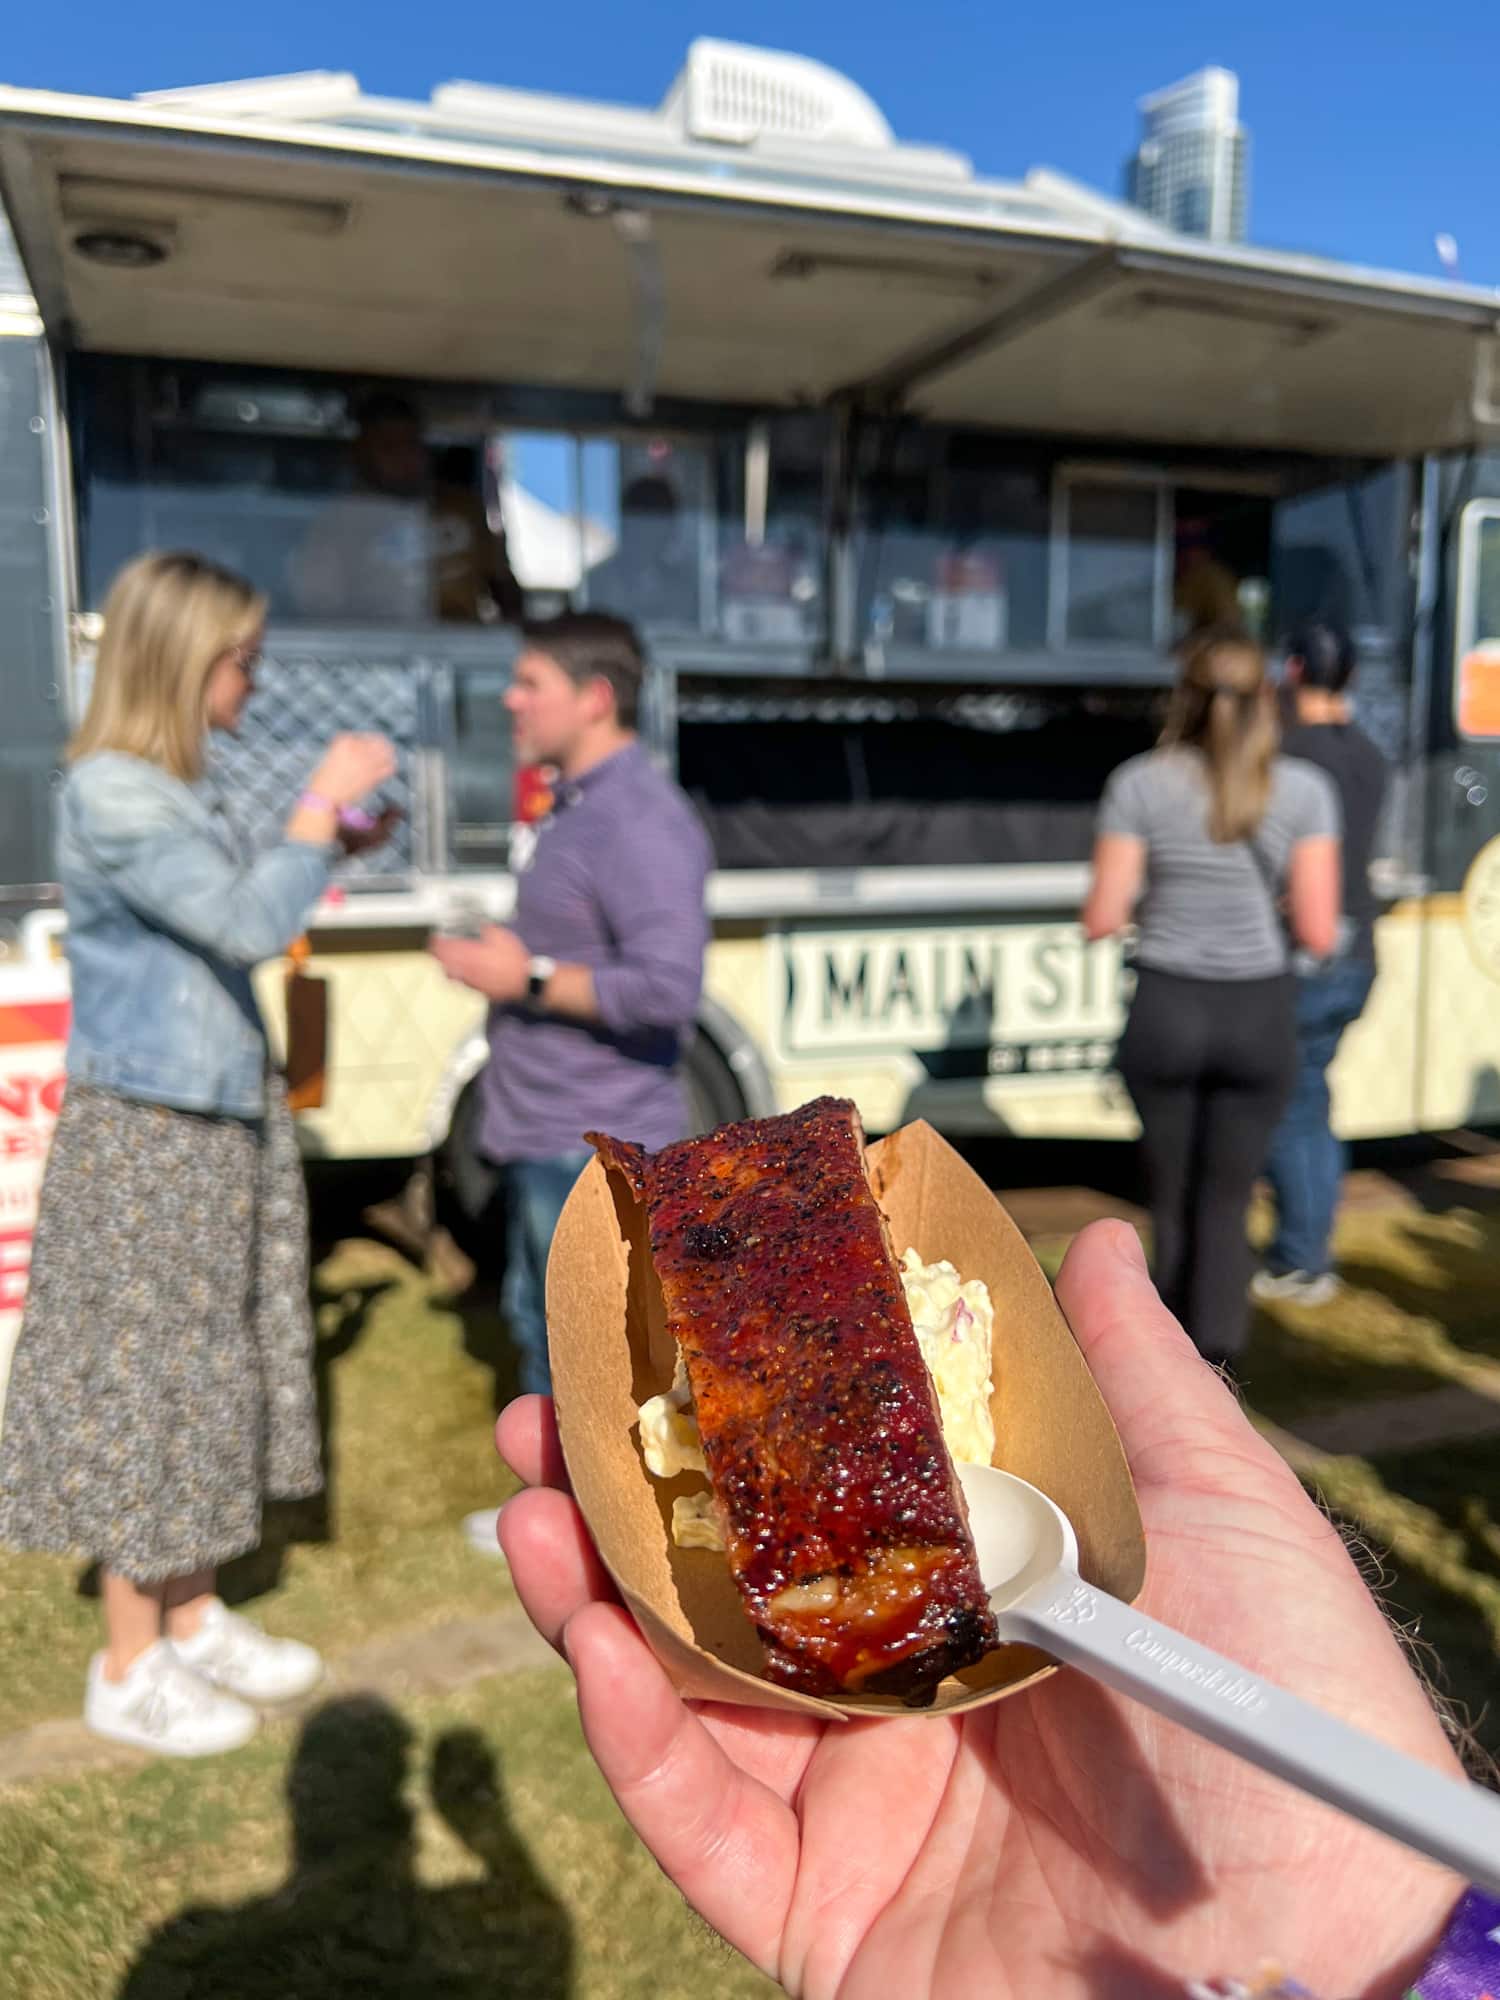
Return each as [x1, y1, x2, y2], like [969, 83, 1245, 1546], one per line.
[578, 421, 824, 645]
[1271, 464, 1410, 767]
[718, 415, 825, 647]
[1058, 481, 1161, 646]
[448, 663, 517, 870]
[1270, 466, 1406, 655]
[78, 362, 517, 627]
[76, 361, 829, 650]
[856, 426, 1049, 654]
[0, 336, 65, 889]
[577, 436, 711, 629]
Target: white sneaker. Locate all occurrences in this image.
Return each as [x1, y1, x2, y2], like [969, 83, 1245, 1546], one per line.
[85, 1640, 259, 1758]
[1251, 1269, 1340, 1307]
[463, 1506, 506, 1557]
[171, 1599, 324, 1705]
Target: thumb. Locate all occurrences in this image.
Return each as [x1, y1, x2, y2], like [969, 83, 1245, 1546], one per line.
[1054, 1220, 1261, 1489]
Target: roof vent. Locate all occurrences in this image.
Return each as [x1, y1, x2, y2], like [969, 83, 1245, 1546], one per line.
[660, 39, 893, 149]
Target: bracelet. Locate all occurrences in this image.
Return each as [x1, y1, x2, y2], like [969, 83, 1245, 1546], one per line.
[298, 793, 376, 833]
[1184, 1887, 1500, 2000]
[1406, 1887, 1500, 1998]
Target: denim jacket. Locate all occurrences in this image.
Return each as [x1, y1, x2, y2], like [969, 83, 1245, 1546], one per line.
[60, 752, 333, 1119]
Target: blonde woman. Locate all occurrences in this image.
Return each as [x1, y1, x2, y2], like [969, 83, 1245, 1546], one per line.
[1082, 629, 1341, 1370]
[0, 551, 396, 1756]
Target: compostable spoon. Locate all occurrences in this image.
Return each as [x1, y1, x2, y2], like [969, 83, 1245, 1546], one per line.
[957, 1460, 1500, 1898]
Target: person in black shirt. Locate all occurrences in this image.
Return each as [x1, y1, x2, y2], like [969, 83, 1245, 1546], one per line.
[1254, 623, 1390, 1305]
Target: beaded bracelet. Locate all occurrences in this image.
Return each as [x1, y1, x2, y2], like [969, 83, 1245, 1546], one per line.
[1185, 1887, 1500, 2000]
[1407, 1888, 1500, 1998]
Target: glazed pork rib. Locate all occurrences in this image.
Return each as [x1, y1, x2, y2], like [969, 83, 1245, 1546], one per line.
[591, 1095, 998, 1704]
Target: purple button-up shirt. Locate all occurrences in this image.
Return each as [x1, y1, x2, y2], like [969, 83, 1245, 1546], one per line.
[477, 741, 713, 1163]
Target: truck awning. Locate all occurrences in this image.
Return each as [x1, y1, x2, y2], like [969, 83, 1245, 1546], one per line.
[2, 86, 1497, 458]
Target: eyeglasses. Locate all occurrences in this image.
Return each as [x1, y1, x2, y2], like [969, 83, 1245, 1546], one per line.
[225, 642, 262, 676]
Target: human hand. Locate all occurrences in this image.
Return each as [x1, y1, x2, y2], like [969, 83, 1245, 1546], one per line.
[496, 1221, 1465, 1999]
[308, 732, 398, 809]
[429, 924, 530, 1003]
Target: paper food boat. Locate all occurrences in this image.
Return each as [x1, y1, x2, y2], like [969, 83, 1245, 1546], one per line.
[546, 1117, 1146, 1719]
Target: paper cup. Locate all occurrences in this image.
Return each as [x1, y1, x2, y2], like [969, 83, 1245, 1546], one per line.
[546, 1117, 1146, 1719]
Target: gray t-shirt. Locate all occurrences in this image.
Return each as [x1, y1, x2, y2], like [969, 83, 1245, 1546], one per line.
[1098, 748, 1340, 980]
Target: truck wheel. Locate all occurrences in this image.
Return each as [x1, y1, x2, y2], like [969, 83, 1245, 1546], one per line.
[682, 1029, 750, 1135]
[437, 1031, 749, 1263]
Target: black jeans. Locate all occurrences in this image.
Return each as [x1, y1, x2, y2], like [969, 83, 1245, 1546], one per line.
[1117, 966, 1297, 1362]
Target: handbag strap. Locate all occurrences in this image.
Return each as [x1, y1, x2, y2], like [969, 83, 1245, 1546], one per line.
[1245, 828, 1351, 969]
[1242, 832, 1294, 968]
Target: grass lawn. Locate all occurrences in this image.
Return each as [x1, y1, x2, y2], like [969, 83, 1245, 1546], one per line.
[0, 1669, 775, 2000]
[1030, 1196, 1500, 1423]
[1035, 1193, 1500, 1760]
[0, 1231, 774, 1998]
[4, 1178, 1500, 1992]
[1308, 1439, 1500, 1764]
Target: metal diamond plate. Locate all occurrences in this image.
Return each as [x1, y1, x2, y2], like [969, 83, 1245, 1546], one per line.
[208, 649, 425, 881]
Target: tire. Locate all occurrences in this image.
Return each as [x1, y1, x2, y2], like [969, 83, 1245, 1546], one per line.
[437, 1029, 750, 1262]
[682, 1028, 750, 1135]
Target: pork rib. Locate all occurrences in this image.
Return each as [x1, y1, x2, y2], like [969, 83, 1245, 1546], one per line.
[591, 1096, 998, 1703]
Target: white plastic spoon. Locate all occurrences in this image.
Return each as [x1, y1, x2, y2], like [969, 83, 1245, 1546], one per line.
[957, 1460, 1500, 1898]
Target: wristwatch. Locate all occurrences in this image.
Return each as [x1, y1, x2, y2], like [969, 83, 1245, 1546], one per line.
[526, 954, 557, 1003]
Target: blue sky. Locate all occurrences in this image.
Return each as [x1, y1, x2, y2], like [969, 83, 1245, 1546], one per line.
[3, 1, 1496, 285]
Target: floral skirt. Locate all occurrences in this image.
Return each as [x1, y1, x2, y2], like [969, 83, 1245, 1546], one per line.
[0, 1079, 322, 1583]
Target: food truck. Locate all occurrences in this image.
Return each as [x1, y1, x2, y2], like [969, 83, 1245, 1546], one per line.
[2, 39, 1500, 1228]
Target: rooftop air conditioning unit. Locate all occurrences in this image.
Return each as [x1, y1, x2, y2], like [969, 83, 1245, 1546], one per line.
[660, 39, 894, 150]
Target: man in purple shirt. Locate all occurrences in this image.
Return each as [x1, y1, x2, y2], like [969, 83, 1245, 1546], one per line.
[430, 612, 711, 1414]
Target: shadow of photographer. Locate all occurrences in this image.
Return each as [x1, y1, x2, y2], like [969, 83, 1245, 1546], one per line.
[117, 1694, 573, 1998]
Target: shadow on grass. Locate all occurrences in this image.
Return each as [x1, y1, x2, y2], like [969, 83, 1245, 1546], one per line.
[1239, 1297, 1454, 1423]
[1335, 1213, 1500, 1368]
[446, 1272, 523, 1417]
[315, 1156, 524, 1418]
[117, 1695, 573, 1999]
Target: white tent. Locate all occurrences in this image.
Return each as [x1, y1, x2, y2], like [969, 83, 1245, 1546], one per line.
[498, 479, 614, 592]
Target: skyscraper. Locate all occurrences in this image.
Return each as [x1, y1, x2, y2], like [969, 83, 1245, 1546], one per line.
[1126, 67, 1248, 241]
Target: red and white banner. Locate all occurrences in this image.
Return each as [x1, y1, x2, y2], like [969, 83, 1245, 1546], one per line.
[0, 912, 69, 1422]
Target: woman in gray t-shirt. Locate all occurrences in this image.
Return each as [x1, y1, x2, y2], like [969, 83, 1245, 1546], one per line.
[1083, 630, 1341, 1368]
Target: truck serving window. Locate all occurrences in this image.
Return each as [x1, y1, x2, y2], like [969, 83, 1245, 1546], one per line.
[1457, 502, 1500, 740]
[1050, 472, 1168, 650]
[855, 424, 1051, 659]
[851, 422, 1283, 679]
[77, 360, 524, 627]
[74, 358, 828, 654]
[571, 418, 824, 647]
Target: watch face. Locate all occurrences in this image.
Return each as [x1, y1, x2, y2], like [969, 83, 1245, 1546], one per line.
[1462, 835, 1500, 984]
